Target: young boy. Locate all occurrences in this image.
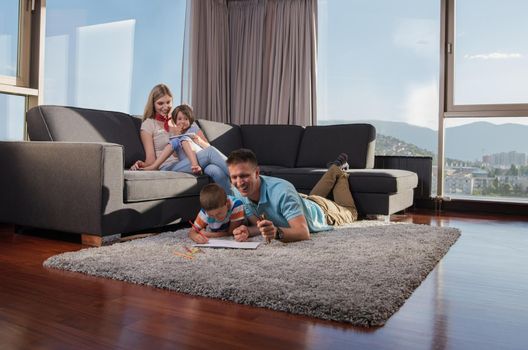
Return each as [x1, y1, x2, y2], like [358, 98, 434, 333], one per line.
[189, 183, 245, 243]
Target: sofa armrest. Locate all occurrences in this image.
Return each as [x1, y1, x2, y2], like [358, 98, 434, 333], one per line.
[0, 141, 124, 235]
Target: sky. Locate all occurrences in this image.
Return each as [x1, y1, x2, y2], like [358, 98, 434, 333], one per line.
[317, 0, 440, 129]
[317, 0, 528, 130]
[0, 0, 19, 76]
[44, 0, 186, 115]
[454, 0, 528, 105]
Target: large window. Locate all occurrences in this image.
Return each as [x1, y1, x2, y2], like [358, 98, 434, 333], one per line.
[317, 0, 440, 159]
[442, 0, 528, 203]
[318, 0, 528, 204]
[450, 0, 528, 107]
[44, 0, 187, 115]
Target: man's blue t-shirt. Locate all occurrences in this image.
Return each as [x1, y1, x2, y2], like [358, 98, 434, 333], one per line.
[232, 175, 332, 233]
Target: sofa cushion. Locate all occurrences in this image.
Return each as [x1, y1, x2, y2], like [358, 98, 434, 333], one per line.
[196, 119, 243, 156]
[241, 125, 304, 167]
[347, 169, 418, 193]
[27, 105, 145, 168]
[259, 166, 417, 194]
[296, 124, 376, 169]
[124, 170, 211, 203]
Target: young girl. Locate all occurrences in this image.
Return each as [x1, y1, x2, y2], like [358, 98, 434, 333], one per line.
[139, 104, 208, 174]
[130, 84, 232, 194]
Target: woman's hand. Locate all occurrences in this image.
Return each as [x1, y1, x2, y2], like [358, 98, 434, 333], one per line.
[191, 164, 202, 174]
[130, 160, 145, 170]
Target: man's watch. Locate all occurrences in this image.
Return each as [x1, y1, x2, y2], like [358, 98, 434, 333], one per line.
[275, 227, 285, 241]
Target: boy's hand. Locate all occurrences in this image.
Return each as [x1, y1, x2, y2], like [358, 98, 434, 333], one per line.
[188, 229, 208, 244]
[233, 225, 249, 242]
[191, 165, 202, 174]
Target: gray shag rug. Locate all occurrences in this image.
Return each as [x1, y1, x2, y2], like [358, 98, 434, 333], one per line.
[44, 221, 460, 327]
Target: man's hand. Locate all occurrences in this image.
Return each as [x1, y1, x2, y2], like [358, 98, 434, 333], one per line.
[233, 225, 249, 242]
[257, 219, 276, 243]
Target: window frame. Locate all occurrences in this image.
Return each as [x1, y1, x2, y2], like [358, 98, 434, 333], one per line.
[444, 0, 528, 117]
[0, 0, 33, 88]
[0, 0, 43, 142]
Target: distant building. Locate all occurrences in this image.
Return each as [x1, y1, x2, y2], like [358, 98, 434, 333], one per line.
[473, 177, 495, 191]
[445, 174, 473, 195]
[483, 151, 527, 168]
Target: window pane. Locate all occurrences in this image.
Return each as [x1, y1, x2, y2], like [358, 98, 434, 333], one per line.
[44, 0, 186, 114]
[454, 0, 528, 105]
[0, 93, 25, 140]
[442, 117, 528, 202]
[0, 0, 19, 77]
[317, 0, 439, 159]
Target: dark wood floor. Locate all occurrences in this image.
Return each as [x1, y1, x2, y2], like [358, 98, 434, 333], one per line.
[1, 210, 528, 350]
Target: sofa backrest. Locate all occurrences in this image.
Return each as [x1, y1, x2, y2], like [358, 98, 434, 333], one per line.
[241, 125, 305, 167]
[296, 124, 376, 169]
[27, 105, 145, 168]
[196, 119, 243, 156]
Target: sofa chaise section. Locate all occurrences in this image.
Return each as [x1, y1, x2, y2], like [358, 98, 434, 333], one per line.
[197, 119, 418, 217]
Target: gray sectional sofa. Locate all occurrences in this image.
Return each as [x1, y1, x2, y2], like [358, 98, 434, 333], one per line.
[0, 105, 418, 245]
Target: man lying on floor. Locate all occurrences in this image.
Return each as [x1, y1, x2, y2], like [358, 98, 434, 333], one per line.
[226, 148, 358, 243]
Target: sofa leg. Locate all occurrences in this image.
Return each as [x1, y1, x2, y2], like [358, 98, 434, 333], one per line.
[365, 214, 391, 222]
[81, 233, 121, 247]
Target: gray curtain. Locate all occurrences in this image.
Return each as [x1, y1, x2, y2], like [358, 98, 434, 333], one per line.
[183, 0, 317, 126]
[182, 0, 230, 122]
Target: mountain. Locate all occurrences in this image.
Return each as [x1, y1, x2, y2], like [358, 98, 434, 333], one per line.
[376, 134, 434, 158]
[445, 122, 528, 161]
[320, 119, 528, 162]
[320, 119, 437, 152]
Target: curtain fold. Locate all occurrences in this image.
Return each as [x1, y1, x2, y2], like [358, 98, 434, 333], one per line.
[183, 0, 317, 126]
[229, 0, 266, 125]
[183, 0, 230, 122]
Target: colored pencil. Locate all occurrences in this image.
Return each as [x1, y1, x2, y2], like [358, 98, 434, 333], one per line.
[189, 220, 209, 241]
[174, 251, 194, 260]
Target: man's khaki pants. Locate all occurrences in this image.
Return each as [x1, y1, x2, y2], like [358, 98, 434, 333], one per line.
[302, 165, 358, 226]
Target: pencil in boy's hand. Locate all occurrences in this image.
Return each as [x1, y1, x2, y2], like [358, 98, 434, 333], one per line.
[189, 220, 209, 242]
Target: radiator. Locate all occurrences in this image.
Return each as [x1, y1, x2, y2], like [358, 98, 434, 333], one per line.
[374, 155, 433, 200]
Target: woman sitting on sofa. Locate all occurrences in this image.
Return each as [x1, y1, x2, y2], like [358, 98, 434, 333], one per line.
[130, 84, 232, 194]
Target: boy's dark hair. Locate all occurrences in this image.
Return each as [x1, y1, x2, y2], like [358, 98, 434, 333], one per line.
[171, 104, 195, 126]
[226, 148, 258, 167]
[200, 183, 228, 211]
